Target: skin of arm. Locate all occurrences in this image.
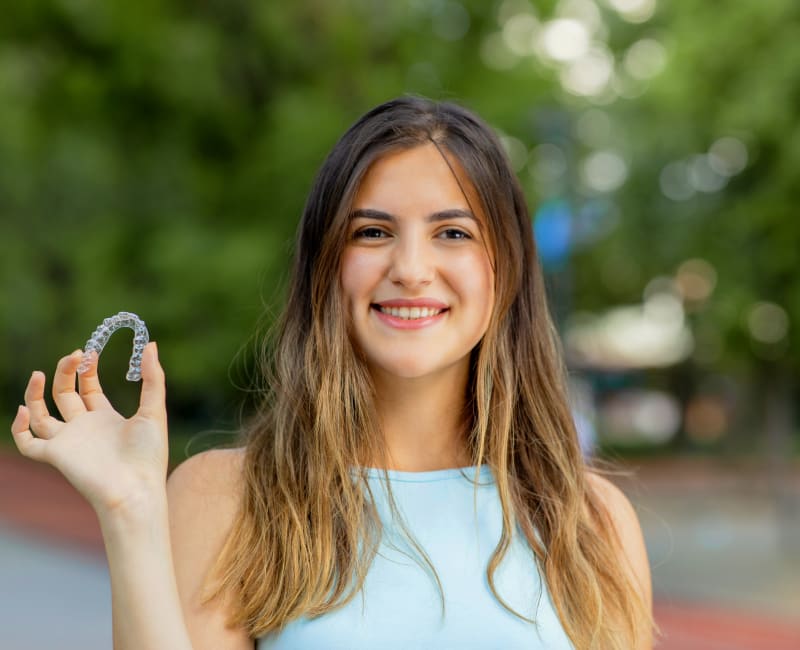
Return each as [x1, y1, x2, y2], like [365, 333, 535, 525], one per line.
[10, 345, 251, 650]
[100, 487, 195, 650]
[586, 472, 654, 650]
[167, 448, 253, 649]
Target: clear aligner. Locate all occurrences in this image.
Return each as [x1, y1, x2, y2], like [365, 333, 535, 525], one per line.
[77, 312, 150, 382]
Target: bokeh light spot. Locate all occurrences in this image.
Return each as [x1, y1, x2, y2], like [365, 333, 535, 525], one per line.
[575, 108, 612, 147]
[558, 0, 606, 37]
[688, 154, 728, 193]
[599, 389, 681, 443]
[624, 38, 667, 80]
[559, 47, 615, 96]
[605, 0, 657, 23]
[502, 13, 540, 56]
[497, 0, 538, 27]
[480, 32, 519, 70]
[432, 1, 471, 41]
[499, 134, 529, 172]
[685, 395, 728, 443]
[581, 149, 628, 192]
[675, 258, 717, 303]
[530, 142, 568, 185]
[540, 18, 591, 62]
[746, 302, 789, 344]
[708, 136, 749, 176]
[660, 160, 695, 201]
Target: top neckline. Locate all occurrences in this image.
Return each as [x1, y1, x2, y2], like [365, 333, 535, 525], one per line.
[356, 464, 493, 484]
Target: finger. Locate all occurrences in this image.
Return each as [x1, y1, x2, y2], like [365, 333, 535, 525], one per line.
[77, 349, 113, 411]
[10, 405, 47, 462]
[138, 342, 166, 423]
[52, 350, 88, 420]
[24, 371, 62, 439]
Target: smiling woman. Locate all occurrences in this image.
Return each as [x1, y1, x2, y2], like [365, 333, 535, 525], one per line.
[11, 97, 653, 650]
[342, 144, 495, 387]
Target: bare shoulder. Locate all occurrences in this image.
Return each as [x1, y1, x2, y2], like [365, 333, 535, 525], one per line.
[167, 447, 246, 505]
[167, 448, 251, 649]
[166, 446, 246, 566]
[585, 471, 652, 608]
[585, 472, 639, 533]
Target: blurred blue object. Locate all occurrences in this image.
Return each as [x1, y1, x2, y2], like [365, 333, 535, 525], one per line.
[533, 199, 572, 270]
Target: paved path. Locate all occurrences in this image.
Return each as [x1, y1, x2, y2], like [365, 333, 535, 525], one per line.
[619, 458, 800, 621]
[1, 451, 799, 649]
[0, 525, 111, 650]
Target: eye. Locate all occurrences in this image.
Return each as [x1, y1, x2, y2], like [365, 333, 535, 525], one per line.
[438, 228, 472, 240]
[353, 226, 389, 240]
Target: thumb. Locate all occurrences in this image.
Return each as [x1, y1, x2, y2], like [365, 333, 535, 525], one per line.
[138, 342, 166, 421]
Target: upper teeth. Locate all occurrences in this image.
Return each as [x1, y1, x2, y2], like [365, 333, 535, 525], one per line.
[379, 306, 443, 319]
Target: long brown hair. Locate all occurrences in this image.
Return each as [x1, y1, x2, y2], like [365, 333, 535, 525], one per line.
[207, 97, 652, 648]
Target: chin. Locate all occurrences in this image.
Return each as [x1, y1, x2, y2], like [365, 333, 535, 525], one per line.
[381, 363, 438, 380]
[368, 354, 462, 382]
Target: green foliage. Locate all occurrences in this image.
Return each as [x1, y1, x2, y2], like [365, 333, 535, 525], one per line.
[2, 0, 797, 446]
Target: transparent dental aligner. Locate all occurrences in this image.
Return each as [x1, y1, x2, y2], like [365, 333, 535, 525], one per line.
[77, 312, 150, 382]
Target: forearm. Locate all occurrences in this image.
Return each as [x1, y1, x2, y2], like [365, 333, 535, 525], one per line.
[99, 491, 194, 650]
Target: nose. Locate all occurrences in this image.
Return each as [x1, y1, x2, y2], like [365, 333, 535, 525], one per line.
[387, 236, 435, 288]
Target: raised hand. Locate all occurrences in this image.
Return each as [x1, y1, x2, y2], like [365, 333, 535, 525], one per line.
[10, 342, 169, 518]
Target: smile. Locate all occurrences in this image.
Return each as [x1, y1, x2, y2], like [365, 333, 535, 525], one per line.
[377, 306, 444, 319]
[370, 304, 449, 330]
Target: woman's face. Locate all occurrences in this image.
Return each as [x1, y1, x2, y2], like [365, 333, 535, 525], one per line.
[340, 143, 495, 383]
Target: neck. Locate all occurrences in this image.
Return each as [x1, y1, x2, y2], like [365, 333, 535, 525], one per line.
[369, 363, 471, 472]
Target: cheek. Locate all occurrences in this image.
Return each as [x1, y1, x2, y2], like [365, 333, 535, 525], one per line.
[455, 251, 496, 340]
[340, 249, 381, 305]
[476, 263, 496, 329]
[450, 250, 495, 308]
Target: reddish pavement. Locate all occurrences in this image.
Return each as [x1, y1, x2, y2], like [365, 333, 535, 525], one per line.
[1, 451, 798, 649]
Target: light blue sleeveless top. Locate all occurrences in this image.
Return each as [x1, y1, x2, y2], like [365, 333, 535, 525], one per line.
[257, 465, 573, 649]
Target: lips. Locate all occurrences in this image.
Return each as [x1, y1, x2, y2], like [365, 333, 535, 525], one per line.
[372, 298, 449, 320]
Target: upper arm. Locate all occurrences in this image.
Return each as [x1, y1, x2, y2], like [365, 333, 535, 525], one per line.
[586, 472, 653, 613]
[167, 448, 253, 650]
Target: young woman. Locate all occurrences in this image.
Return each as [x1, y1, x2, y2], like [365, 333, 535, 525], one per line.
[11, 97, 653, 649]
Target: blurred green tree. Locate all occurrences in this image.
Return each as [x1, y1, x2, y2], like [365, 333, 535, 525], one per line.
[1, 0, 796, 455]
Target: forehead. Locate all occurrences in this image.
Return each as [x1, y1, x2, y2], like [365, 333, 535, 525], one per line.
[352, 143, 486, 221]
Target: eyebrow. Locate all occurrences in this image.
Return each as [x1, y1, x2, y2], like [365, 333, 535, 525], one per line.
[348, 208, 479, 223]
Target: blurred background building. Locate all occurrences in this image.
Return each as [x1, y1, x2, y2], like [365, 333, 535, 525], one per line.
[1, 0, 798, 647]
